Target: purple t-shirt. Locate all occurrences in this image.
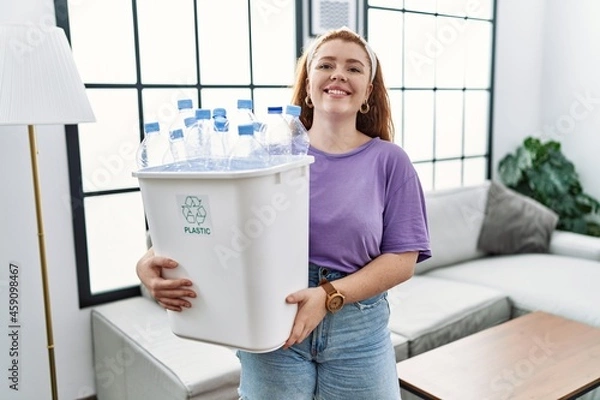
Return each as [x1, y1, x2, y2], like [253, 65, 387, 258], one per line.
[308, 138, 431, 273]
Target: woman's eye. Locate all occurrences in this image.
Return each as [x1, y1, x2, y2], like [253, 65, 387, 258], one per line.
[317, 63, 332, 70]
[349, 67, 361, 73]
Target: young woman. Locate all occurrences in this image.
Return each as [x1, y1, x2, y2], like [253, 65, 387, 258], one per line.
[137, 27, 431, 400]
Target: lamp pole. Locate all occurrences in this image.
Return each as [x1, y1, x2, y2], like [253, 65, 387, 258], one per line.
[27, 124, 59, 399]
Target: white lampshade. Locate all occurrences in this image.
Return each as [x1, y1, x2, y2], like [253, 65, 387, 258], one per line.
[0, 24, 95, 125]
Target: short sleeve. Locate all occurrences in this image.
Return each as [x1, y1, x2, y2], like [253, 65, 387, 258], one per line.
[381, 169, 432, 263]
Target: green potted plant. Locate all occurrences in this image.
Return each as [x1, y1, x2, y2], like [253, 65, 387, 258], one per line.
[498, 136, 600, 237]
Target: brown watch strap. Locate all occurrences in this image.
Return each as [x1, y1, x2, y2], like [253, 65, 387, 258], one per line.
[320, 279, 338, 296]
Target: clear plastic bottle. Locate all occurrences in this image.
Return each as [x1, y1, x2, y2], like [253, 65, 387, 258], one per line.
[284, 105, 310, 156]
[210, 115, 232, 170]
[169, 98, 195, 134]
[167, 128, 189, 165]
[232, 99, 260, 136]
[185, 108, 212, 167]
[136, 122, 170, 170]
[227, 123, 270, 170]
[262, 106, 292, 160]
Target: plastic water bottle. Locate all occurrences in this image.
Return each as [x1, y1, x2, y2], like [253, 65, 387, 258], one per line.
[185, 108, 212, 166]
[210, 115, 232, 170]
[227, 123, 270, 170]
[136, 122, 170, 170]
[285, 105, 310, 156]
[169, 98, 195, 134]
[232, 99, 260, 135]
[166, 128, 189, 166]
[262, 106, 292, 160]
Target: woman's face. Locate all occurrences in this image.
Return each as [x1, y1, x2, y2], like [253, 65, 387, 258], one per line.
[306, 39, 373, 118]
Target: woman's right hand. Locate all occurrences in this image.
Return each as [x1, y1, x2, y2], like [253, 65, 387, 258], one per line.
[136, 248, 196, 312]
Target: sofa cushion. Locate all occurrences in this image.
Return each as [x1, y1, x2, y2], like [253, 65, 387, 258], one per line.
[390, 332, 410, 362]
[549, 230, 600, 261]
[92, 297, 241, 400]
[416, 182, 490, 274]
[387, 275, 510, 356]
[425, 254, 600, 327]
[477, 181, 559, 255]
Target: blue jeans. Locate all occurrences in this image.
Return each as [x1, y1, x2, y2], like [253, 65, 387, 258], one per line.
[237, 263, 401, 400]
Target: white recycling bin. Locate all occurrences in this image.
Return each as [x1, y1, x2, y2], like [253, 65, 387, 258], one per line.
[133, 156, 314, 353]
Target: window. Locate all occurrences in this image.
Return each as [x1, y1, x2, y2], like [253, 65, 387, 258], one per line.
[366, 0, 496, 191]
[56, 0, 495, 307]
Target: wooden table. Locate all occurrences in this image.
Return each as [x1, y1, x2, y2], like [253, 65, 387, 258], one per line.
[396, 311, 600, 400]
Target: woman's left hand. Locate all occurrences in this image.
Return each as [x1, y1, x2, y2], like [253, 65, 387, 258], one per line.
[283, 287, 328, 349]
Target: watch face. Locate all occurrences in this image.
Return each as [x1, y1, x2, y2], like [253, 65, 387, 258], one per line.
[329, 295, 344, 312]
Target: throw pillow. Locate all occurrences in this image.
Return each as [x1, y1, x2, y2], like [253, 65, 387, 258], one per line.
[477, 181, 559, 254]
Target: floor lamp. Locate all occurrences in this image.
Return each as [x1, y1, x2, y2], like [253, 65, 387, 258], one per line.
[0, 24, 95, 399]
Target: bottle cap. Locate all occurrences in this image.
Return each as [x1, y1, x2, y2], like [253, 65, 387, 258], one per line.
[213, 108, 227, 117]
[237, 99, 253, 110]
[237, 124, 254, 136]
[184, 117, 197, 127]
[195, 109, 211, 120]
[285, 105, 301, 117]
[144, 122, 160, 133]
[268, 106, 283, 114]
[170, 129, 184, 140]
[177, 99, 193, 110]
[214, 116, 228, 132]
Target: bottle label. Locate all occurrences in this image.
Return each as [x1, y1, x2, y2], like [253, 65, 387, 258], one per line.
[178, 195, 213, 236]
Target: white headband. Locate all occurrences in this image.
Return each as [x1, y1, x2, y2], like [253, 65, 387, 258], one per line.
[306, 27, 378, 82]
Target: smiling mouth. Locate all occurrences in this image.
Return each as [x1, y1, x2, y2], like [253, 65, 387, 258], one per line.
[325, 89, 350, 96]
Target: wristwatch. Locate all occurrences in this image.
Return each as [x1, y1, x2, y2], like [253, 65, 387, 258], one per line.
[319, 279, 345, 313]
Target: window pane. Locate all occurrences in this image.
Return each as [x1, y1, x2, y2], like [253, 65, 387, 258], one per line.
[79, 89, 139, 192]
[368, 0, 402, 9]
[467, 0, 494, 19]
[68, 0, 136, 83]
[437, 0, 469, 17]
[465, 20, 492, 88]
[435, 90, 463, 159]
[250, 0, 296, 85]
[86, 192, 147, 294]
[434, 159, 462, 189]
[389, 89, 403, 146]
[404, 90, 434, 161]
[414, 162, 434, 192]
[200, 88, 253, 116]
[141, 88, 198, 131]
[464, 91, 489, 156]
[253, 88, 294, 121]
[435, 16, 466, 88]
[137, 0, 197, 84]
[404, 13, 436, 88]
[197, 0, 251, 84]
[368, 9, 403, 87]
[463, 157, 487, 186]
[404, 0, 436, 12]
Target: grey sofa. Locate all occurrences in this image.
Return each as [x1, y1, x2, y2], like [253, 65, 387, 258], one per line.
[91, 180, 600, 399]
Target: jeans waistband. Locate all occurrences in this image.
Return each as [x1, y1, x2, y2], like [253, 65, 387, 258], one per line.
[308, 262, 347, 287]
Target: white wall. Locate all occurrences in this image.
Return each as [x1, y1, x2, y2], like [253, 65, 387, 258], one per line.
[0, 0, 96, 398]
[492, 0, 600, 201]
[540, 0, 600, 200]
[491, 0, 545, 176]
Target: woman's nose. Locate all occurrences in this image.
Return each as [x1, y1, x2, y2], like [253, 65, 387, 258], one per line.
[330, 69, 347, 81]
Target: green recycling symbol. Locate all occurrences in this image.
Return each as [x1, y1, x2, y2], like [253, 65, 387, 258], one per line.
[181, 196, 207, 225]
